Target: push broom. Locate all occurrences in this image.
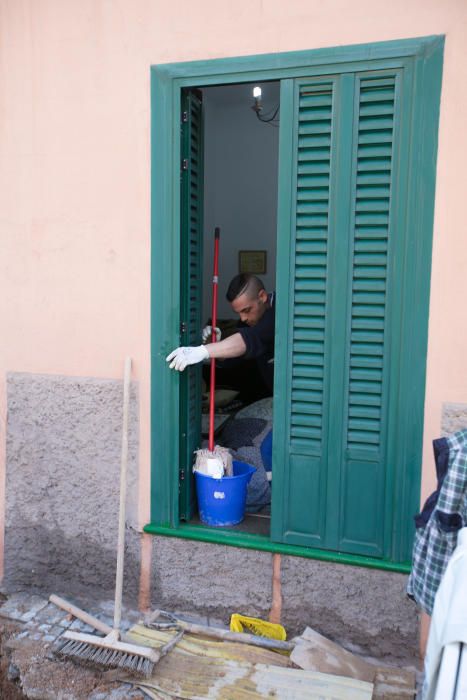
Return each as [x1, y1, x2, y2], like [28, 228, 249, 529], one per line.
[55, 358, 161, 677]
[194, 228, 232, 477]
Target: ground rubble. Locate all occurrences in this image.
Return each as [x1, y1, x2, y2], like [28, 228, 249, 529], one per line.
[0, 591, 151, 699]
[0, 591, 244, 699]
[0, 591, 422, 699]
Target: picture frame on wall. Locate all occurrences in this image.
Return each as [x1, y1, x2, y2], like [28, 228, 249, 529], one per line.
[238, 250, 267, 275]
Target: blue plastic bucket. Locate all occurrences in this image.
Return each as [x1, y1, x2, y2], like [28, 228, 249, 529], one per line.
[195, 460, 256, 527]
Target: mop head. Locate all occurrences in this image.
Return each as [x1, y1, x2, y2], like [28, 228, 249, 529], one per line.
[194, 446, 233, 478]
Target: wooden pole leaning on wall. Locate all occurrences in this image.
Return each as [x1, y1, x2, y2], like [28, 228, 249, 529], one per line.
[269, 553, 282, 624]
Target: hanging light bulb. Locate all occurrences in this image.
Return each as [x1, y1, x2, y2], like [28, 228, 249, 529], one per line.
[252, 85, 262, 114]
[251, 84, 280, 125]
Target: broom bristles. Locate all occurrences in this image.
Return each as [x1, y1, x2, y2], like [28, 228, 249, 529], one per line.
[55, 633, 158, 678]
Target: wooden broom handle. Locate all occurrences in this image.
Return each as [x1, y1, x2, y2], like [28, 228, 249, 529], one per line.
[49, 594, 113, 634]
[49, 594, 135, 644]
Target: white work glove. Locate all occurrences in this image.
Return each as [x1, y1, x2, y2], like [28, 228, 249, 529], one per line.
[202, 325, 221, 343]
[166, 345, 209, 371]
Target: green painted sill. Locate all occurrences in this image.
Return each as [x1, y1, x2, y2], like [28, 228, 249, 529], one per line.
[143, 522, 411, 574]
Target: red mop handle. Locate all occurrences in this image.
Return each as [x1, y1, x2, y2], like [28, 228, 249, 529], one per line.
[209, 228, 220, 452]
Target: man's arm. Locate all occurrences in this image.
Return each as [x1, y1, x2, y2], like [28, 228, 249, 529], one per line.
[166, 332, 246, 371]
[205, 332, 246, 359]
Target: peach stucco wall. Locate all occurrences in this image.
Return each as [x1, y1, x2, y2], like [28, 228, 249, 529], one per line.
[1, 0, 466, 561]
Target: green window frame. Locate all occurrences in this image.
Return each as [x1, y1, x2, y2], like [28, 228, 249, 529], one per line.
[146, 36, 444, 573]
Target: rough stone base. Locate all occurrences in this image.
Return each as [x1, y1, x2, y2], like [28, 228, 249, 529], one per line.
[281, 556, 416, 660]
[4, 372, 140, 603]
[149, 536, 419, 665]
[150, 537, 272, 619]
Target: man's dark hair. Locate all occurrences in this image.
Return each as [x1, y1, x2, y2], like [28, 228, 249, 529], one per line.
[226, 273, 265, 302]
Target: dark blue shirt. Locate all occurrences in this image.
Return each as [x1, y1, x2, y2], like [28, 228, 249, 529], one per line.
[236, 292, 275, 392]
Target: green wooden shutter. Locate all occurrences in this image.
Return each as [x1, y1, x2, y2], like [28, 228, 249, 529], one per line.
[339, 76, 397, 555]
[277, 80, 336, 548]
[179, 88, 203, 521]
[273, 71, 401, 557]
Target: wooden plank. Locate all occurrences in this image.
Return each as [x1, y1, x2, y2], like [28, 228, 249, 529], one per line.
[290, 627, 415, 699]
[291, 627, 375, 682]
[372, 668, 416, 699]
[137, 655, 373, 699]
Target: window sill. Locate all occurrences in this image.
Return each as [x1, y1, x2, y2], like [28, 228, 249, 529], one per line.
[143, 522, 411, 574]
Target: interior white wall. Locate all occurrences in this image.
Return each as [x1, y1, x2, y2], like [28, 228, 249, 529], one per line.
[202, 82, 280, 320]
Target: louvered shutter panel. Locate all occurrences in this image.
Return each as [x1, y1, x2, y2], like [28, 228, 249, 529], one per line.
[276, 81, 336, 547]
[179, 89, 203, 521]
[339, 76, 397, 555]
[292, 85, 333, 453]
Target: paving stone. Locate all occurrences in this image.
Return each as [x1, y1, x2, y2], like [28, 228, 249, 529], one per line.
[24, 619, 40, 630]
[96, 600, 116, 618]
[57, 614, 75, 628]
[123, 609, 143, 628]
[69, 617, 98, 633]
[49, 624, 67, 638]
[43, 633, 60, 643]
[43, 623, 67, 644]
[95, 600, 139, 630]
[34, 602, 71, 626]
[0, 592, 49, 622]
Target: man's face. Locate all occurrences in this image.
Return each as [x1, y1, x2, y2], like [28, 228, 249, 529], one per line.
[231, 289, 268, 327]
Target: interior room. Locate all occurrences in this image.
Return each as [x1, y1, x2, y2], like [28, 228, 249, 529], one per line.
[195, 80, 280, 531]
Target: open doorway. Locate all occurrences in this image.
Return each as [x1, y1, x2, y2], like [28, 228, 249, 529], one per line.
[181, 80, 280, 534]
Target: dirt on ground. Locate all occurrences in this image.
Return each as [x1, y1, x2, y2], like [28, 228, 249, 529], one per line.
[0, 618, 144, 700]
[0, 619, 27, 699]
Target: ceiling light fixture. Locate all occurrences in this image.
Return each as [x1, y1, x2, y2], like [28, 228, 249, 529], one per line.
[251, 85, 279, 126]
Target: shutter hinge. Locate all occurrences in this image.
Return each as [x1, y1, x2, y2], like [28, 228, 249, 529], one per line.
[180, 469, 185, 481]
[181, 158, 188, 172]
[182, 110, 188, 123]
[180, 321, 187, 334]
